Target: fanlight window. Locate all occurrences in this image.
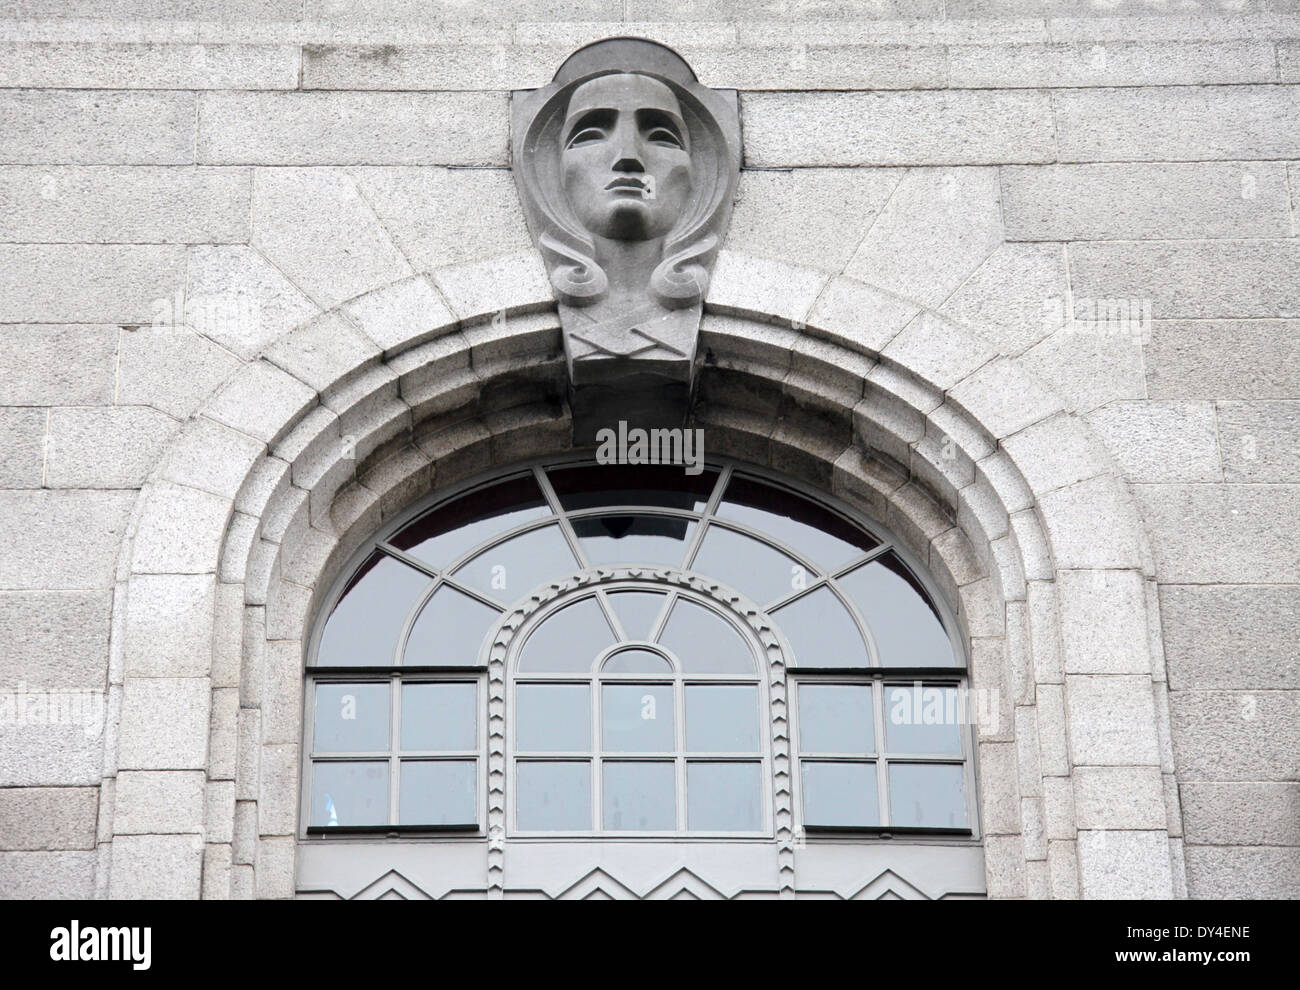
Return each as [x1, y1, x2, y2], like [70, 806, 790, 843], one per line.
[303, 459, 974, 841]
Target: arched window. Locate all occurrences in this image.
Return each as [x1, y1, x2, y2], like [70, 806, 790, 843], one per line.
[302, 458, 974, 848]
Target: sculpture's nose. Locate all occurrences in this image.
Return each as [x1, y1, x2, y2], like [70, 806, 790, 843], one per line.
[610, 117, 644, 173]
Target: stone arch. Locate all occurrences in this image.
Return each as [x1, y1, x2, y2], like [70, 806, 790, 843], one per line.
[100, 247, 1178, 900]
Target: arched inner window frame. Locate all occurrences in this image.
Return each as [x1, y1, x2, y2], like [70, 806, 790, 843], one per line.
[506, 582, 773, 838]
[299, 455, 979, 845]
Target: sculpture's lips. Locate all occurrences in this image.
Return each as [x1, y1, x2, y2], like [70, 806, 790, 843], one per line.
[605, 177, 648, 191]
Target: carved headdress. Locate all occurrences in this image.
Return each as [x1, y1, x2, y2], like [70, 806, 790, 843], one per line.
[511, 39, 741, 436]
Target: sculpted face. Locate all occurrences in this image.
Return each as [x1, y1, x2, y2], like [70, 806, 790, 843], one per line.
[560, 73, 693, 241]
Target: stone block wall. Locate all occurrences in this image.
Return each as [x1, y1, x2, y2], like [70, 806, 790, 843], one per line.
[0, 0, 1296, 898]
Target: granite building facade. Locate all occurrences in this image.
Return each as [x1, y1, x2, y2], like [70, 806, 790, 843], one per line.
[0, 0, 1297, 899]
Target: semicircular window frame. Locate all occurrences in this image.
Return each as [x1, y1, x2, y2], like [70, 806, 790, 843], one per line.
[301, 455, 976, 844]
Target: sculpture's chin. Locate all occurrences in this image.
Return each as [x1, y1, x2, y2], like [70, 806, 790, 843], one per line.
[598, 200, 659, 240]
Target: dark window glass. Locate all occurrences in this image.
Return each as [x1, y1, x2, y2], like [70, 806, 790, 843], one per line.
[604, 762, 675, 830]
[687, 762, 762, 831]
[390, 473, 551, 569]
[601, 648, 672, 673]
[717, 475, 879, 571]
[572, 514, 696, 568]
[839, 552, 956, 667]
[605, 590, 668, 641]
[657, 599, 754, 674]
[516, 761, 591, 831]
[399, 760, 477, 825]
[517, 597, 616, 672]
[314, 682, 390, 753]
[689, 525, 805, 608]
[686, 685, 760, 753]
[516, 683, 590, 752]
[883, 684, 963, 755]
[452, 524, 578, 602]
[888, 764, 966, 828]
[401, 682, 476, 751]
[802, 761, 878, 827]
[547, 463, 717, 512]
[311, 761, 388, 827]
[602, 684, 674, 752]
[404, 587, 500, 666]
[317, 552, 432, 666]
[797, 683, 874, 754]
[772, 586, 869, 669]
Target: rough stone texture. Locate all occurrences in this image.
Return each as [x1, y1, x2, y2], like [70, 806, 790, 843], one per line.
[198, 91, 508, 165]
[1168, 690, 1298, 782]
[1159, 585, 1300, 692]
[0, 6, 1296, 904]
[1077, 830, 1174, 899]
[742, 90, 1055, 166]
[1185, 847, 1300, 900]
[1144, 320, 1300, 399]
[109, 834, 203, 899]
[0, 491, 132, 590]
[1086, 401, 1222, 484]
[1002, 162, 1292, 241]
[0, 591, 111, 690]
[1181, 782, 1300, 846]
[0, 787, 98, 850]
[44, 406, 179, 489]
[1065, 675, 1161, 768]
[1054, 86, 1300, 162]
[1134, 484, 1300, 584]
[0, 851, 96, 898]
[1217, 400, 1300, 483]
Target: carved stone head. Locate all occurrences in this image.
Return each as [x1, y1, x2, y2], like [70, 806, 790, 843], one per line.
[512, 39, 741, 437]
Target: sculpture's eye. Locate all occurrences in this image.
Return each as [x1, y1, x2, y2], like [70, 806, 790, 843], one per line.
[647, 127, 684, 149]
[566, 127, 606, 149]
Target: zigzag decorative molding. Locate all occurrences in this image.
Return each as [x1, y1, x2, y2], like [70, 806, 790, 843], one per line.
[297, 862, 984, 901]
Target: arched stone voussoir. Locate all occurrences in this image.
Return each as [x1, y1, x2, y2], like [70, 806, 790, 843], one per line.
[102, 248, 1176, 900]
[428, 249, 556, 327]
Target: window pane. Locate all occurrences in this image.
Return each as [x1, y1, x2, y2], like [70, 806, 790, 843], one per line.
[516, 761, 590, 831]
[404, 586, 500, 666]
[802, 761, 878, 827]
[771, 586, 869, 668]
[602, 684, 674, 753]
[603, 762, 675, 830]
[839, 552, 956, 666]
[689, 525, 806, 608]
[452, 524, 578, 603]
[313, 682, 390, 753]
[687, 762, 762, 831]
[517, 597, 616, 672]
[390, 473, 551, 570]
[311, 761, 388, 827]
[888, 764, 967, 829]
[884, 685, 963, 755]
[572, 515, 696, 568]
[399, 760, 477, 826]
[602, 648, 672, 674]
[401, 682, 476, 751]
[605, 590, 669, 641]
[516, 684, 589, 752]
[798, 683, 874, 754]
[317, 552, 431, 666]
[657, 599, 754, 674]
[717, 475, 878, 572]
[547, 463, 717, 512]
[686, 685, 759, 753]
